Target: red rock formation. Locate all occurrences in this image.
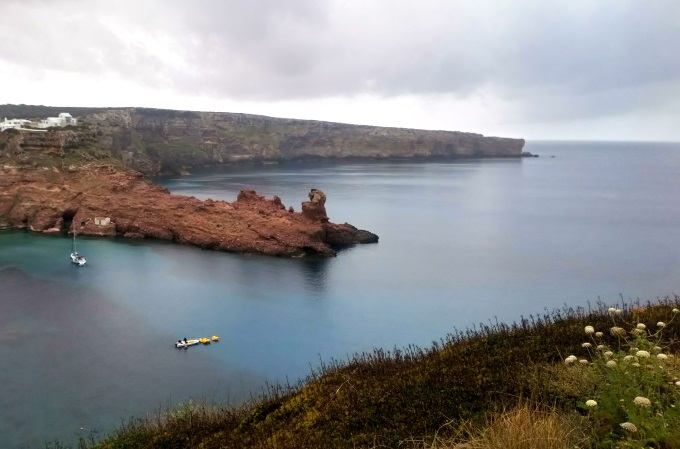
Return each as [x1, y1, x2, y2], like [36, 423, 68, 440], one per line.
[0, 134, 378, 257]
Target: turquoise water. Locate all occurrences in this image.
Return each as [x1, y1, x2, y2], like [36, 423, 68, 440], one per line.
[2, 141, 680, 447]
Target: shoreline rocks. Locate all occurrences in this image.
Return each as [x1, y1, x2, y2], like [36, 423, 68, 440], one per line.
[0, 160, 377, 257]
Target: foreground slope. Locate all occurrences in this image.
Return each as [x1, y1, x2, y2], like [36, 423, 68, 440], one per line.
[76, 298, 680, 449]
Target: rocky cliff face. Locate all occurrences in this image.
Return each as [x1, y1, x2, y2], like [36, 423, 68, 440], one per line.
[75, 108, 525, 174]
[0, 131, 377, 257]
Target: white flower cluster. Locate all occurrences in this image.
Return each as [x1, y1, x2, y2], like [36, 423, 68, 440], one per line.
[565, 355, 578, 364]
[635, 350, 651, 359]
[585, 399, 598, 407]
[585, 325, 595, 335]
[620, 422, 638, 432]
[633, 396, 652, 407]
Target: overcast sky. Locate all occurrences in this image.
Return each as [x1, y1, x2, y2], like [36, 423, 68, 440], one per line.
[1, 0, 678, 141]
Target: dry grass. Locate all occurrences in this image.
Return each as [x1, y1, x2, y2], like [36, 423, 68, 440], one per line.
[407, 403, 587, 449]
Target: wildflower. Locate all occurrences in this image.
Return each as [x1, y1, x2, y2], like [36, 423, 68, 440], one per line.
[623, 355, 634, 362]
[673, 308, 679, 314]
[652, 346, 662, 353]
[636, 323, 646, 330]
[632, 328, 645, 336]
[579, 359, 588, 365]
[633, 396, 651, 407]
[604, 351, 614, 358]
[585, 325, 595, 335]
[636, 350, 651, 358]
[582, 342, 592, 348]
[658, 354, 668, 360]
[616, 309, 623, 315]
[620, 422, 638, 432]
[611, 327, 627, 337]
[596, 344, 605, 350]
[595, 331, 603, 338]
[565, 355, 577, 364]
[675, 381, 680, 387]
[632, 307, 646, 315]
[606, 360, 617, 368]
[657, 321, 666, 328]
[585, 400, 598, 407]
[632, 363, 641, 367]
[608, 307, 617, 314]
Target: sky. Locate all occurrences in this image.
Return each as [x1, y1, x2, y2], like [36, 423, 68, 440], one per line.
[1, 0, 679, 141]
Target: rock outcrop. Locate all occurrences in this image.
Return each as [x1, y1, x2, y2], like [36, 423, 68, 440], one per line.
[0, 132, 377, 257]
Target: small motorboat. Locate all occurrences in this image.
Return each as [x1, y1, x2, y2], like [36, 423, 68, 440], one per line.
[175, 339, 199, 349]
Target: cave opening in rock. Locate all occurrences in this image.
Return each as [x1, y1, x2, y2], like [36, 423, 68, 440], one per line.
[61, 209, 78, 230]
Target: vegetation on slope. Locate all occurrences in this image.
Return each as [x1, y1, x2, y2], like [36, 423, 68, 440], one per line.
[47, 297, 680, 449]
[0, 104, 106, 119]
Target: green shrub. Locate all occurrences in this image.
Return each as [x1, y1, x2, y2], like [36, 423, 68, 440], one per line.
[565, 307, 680, 448]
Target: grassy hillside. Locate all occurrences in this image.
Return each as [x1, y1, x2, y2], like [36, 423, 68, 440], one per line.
[49, 297, 680, 449]
[0, 104, 107, 119]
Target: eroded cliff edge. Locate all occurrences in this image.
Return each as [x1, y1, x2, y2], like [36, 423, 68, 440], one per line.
[0, 105, 525, 174]
[0, 130, 377, 257]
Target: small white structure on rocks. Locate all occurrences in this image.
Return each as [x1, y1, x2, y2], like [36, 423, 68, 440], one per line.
[0, 118, 32, 131]
[94, 217, 111, 226]
[37, 113, 78, 129]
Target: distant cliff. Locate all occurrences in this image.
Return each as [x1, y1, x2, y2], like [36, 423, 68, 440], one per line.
[0, 105, 525, 174]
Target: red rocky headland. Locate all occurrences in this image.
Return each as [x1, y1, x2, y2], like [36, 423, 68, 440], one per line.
[0, 130, 377, 257]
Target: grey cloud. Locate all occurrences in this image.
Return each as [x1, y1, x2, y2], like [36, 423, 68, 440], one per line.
[1, 0, 679, 124]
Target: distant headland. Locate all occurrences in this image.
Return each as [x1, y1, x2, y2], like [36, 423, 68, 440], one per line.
[0, 104, 525, 175]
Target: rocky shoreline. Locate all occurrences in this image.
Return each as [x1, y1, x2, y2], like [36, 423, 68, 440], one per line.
[0, 132, 377, 257]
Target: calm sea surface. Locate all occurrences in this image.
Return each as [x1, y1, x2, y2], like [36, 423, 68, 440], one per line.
[1, 141, 680, 447]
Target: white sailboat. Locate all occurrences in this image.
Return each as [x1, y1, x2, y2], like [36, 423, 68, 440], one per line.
[70, 230, 87, 266]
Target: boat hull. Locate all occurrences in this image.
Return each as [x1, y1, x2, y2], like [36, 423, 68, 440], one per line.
[70, 253, 86, 266]
[175, 339, 200, 348]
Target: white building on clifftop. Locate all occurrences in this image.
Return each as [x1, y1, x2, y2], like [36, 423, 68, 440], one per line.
[37, 112, 78, 128]
[0, 118, 32, 131]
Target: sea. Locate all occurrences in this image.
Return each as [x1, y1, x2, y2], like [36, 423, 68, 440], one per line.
[1, 141, 680, 448]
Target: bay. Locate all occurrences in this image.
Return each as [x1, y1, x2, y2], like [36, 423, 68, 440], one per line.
[1, 141, 680, 447]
